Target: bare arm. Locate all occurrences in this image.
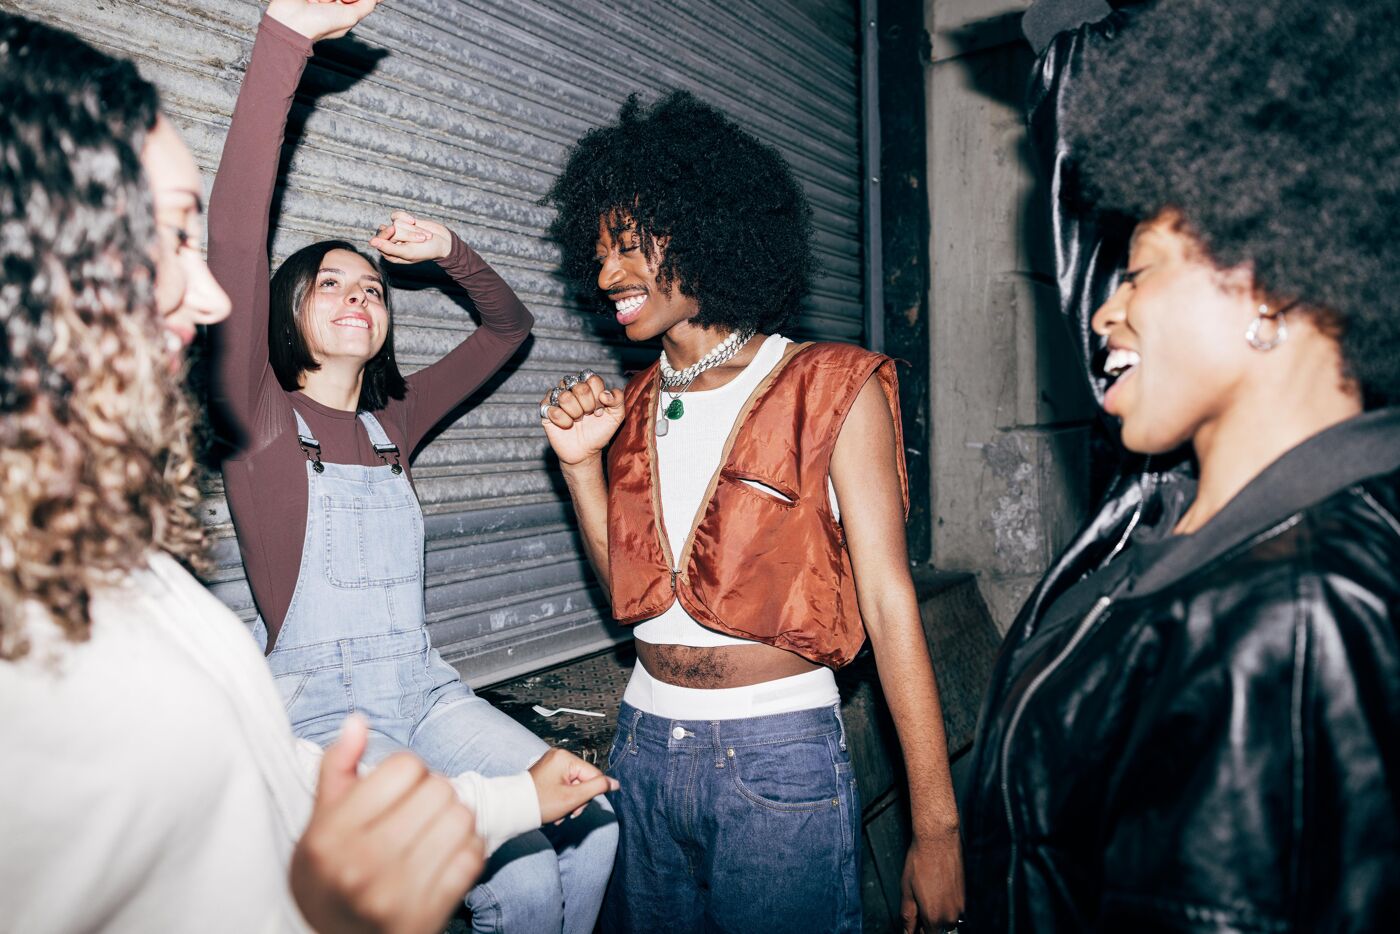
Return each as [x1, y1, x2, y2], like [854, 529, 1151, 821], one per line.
[539, 374, 626, 594]
[830, 376, 964, 932]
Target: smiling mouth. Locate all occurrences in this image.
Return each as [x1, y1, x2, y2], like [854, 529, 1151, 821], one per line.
[612, 293, 646, 324]
[332, 316, 371, 330]
[1103, 347, 1141, 382]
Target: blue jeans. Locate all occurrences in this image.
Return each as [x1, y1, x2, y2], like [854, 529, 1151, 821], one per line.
[293, 683, 617, 934]
[600, 701, 861, 933]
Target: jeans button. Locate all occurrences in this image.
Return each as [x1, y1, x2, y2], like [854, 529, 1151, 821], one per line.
[671, 726, 686, 740]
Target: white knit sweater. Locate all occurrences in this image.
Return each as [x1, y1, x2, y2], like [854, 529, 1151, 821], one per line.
[0, 552, 540, 932]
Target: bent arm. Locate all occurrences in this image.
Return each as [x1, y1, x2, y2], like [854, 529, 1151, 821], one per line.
[207, 15, 312, 444]
[831, 376, 964, 925]
[399, 234, 534, 449]
[562, 456, 611, 594]
[294, 736, 540, 857]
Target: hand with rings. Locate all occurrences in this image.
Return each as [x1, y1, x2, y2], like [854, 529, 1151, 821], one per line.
[538, 368, 625, 467]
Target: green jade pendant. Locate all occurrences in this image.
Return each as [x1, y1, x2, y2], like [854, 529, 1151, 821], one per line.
[656, 396, 684, 437]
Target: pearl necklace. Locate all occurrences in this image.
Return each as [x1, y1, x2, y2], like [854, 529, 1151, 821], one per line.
[655, 328, 755, 436]
[659, 328, 755, 389]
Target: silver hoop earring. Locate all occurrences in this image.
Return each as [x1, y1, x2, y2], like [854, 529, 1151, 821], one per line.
[1245, 303, 1288, 352]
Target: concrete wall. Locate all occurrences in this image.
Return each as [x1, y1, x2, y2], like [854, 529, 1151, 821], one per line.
[924, 0, 1095, 631]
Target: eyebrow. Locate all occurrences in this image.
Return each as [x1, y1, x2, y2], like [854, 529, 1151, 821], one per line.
[318, 267, 385, 284]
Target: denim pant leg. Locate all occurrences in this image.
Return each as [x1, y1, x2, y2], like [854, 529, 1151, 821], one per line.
[409, 694, 618, 934]
[599, 708, 706, 934]
[700, 717, 862, 933]
[601, 703, 860, 934]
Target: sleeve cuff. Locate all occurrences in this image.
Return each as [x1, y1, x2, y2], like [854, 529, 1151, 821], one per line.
[451, 771, 542, 856]
[258, 12, 317, 58]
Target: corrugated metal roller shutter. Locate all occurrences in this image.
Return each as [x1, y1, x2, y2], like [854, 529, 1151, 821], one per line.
[14, 0, 865, 685]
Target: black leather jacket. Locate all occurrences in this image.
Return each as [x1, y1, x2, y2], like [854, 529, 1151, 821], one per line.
[959, 4, 1400, 930]
[961, 410, 1400, 931]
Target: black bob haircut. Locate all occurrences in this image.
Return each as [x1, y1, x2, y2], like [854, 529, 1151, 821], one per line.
[1063, 0, 1400, 403]
[269, 240, 405, 412]
[543, 91, 815, 335]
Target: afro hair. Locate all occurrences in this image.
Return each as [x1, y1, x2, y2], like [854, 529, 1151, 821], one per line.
[1063, 0, 1400, 402]
[543, 91, 815, 335]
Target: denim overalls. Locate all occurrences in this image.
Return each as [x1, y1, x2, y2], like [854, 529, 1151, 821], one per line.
[250, 409, 615, 934]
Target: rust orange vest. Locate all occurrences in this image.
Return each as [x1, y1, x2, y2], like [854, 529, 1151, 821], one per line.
[606, 341, 908, 668]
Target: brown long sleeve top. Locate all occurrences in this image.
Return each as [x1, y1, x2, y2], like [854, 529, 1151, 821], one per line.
[207, 16, 533, 650]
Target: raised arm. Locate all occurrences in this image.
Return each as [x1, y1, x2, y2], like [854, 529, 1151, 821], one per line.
[369, 212, 535, 449]
[207, 0, 379, 445]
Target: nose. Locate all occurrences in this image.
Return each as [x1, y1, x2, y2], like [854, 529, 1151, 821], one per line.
[597, 253, 624, 292]
[1091, 280, 1129, 337]
[186, 255, 232, 325]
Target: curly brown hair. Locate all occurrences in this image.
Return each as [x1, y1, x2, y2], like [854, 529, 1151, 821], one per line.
[1, 13, 207, 660]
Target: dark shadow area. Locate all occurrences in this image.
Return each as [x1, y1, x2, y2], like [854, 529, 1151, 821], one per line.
[878, 0, 934, 562]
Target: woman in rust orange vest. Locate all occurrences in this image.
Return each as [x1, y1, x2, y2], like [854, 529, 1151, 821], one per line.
[538, 92, 964, 933]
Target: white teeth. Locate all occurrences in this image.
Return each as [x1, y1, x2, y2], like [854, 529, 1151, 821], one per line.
[1105, 348, 1141, 377]
[613, 294, 646, 314]
[334, 318, 370, 329]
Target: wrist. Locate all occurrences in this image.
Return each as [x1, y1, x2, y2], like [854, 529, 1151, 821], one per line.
[561, 453, 606, 478]
[437, 231, 457, 262]
[911, 818, 961, 846]
[264, 9, 316, 41]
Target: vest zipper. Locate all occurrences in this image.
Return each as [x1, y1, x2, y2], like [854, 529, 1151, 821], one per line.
[999, 595, 1112, 931]
[670, 569, 677, 592]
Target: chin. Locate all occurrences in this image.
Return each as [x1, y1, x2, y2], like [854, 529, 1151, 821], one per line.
[1119, 419, 1190, 456]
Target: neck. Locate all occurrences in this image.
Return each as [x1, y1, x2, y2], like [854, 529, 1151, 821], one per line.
[299, 360, 366, 412]
[661, 319, 735, 370]
[1178, 353, 1361, 535]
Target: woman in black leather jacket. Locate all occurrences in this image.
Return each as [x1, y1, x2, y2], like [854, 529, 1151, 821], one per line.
[962, 1, 1400, 930]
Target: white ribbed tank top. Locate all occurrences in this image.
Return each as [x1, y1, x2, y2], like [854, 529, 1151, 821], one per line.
[633, 334, 840, 648]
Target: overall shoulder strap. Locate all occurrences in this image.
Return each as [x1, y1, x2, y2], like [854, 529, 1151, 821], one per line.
[292, 407, 317, 445]
[356, 411, 395, 450]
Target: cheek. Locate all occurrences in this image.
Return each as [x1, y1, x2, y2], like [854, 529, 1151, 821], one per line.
[152, 249, 185, 318]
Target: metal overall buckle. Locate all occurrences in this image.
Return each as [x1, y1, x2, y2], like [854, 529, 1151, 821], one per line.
[373, 442, 403, 475]
[297, 434, 325, 473]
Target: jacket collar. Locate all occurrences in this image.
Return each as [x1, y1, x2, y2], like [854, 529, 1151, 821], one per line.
[1127, 407, 1400, 598]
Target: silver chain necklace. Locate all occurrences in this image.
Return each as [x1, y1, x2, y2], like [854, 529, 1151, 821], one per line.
[655, 328, 755, 436]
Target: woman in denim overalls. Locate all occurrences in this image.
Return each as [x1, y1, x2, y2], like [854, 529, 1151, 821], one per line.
[206, 3, 617, 931]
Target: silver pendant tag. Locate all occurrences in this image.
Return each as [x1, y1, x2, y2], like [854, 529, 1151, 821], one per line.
[655, 414, 669, 437]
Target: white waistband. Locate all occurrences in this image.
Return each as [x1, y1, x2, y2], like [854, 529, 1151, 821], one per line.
[622, 660, 839, 720]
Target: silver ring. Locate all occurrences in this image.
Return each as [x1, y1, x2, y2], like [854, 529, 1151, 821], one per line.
[548, 387, 563, 406]
[538, 401, 552, 420]
[578, 368, 597, 382]
[561, 375, 581, 390]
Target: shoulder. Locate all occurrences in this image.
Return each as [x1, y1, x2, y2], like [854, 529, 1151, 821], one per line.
[622, 361, 660, 403]
[788, 340, 893, 374]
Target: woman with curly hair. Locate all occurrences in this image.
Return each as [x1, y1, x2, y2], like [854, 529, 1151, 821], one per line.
[0, 9, 614, 931]
[961, 0, 1400, 929]
[538, 92, 963, 931]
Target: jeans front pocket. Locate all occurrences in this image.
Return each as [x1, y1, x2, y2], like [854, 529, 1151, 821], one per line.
[322, 493, 422, 589]
[606, 729, 634, 773]
[730, 733, 842, 811]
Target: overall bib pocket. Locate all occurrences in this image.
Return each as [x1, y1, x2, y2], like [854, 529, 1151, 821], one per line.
[322, 493, 422, 589]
